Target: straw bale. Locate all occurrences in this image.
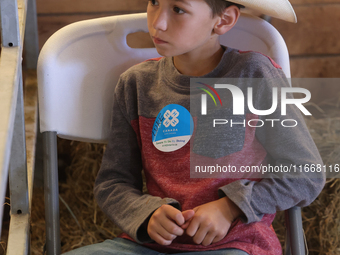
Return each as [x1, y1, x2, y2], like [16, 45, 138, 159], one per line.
[30, 99, 340, 254]
[31, 142, 122, 254]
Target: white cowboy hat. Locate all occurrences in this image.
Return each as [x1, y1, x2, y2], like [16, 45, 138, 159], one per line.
[229, 0, 297, 23]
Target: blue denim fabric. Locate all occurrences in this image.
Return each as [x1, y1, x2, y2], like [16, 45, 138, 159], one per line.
[63, 237, 249, 255]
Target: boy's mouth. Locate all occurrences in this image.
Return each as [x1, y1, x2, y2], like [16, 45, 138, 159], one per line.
[152, 36, 168, 44]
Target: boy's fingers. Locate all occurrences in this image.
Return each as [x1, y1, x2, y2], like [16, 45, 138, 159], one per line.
[148, 219, 177, 245]
[192, 226, 208, 245]
[212, 233, 225, 244]
[150, 232, 173, 246]
[164, 205, 185, 226]
[180, 209, 195, 229]
[181, 220, 191, 229]
[201, 231, 216, 246]
[157, 224, 178, 241]
[182, 209, 195, 221]
[185, 217, 200, 237]
[161, 219, 184, 236]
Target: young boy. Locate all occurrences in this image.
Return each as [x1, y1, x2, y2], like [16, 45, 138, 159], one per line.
[64, 0, 324, 254]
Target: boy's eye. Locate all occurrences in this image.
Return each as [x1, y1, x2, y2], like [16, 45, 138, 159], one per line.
[149, 0, 159, 6]
[173, 6, 185, 14]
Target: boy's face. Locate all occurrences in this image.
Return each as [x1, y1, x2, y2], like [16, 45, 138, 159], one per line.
[147, 0, 221, 57]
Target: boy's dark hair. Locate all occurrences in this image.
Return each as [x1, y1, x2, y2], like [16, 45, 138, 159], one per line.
[204, 0, 244, 17]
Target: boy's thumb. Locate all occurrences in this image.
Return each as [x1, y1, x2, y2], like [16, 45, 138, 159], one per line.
[182, 209, 195, 221]
[180, 210, 195, 229]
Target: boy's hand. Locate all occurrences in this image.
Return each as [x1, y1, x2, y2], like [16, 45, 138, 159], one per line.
[147, 204, 195, 245]
[182, 197, 242, 246]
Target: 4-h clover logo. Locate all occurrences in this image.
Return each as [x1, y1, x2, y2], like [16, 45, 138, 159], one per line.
[163, 109, 180, 128]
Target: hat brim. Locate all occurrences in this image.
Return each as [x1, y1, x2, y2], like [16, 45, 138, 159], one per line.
[229, 0, 297, 23]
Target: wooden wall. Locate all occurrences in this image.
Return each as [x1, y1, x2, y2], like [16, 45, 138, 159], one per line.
[35, 0, 339, 102]
[271, 1, 340, 78]
[271, 0, 340, 102]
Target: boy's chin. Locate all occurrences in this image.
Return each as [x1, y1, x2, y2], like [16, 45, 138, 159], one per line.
[155, 50, 171, 57]
[154, 47, 175, 58]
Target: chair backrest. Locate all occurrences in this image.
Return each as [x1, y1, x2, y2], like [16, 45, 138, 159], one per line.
[37, 12, 290, 143]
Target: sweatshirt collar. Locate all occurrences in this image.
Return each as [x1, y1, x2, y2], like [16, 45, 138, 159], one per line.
[161, 46, 236, 89]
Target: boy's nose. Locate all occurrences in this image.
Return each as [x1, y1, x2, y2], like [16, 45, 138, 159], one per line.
[152, 9, 168, 31]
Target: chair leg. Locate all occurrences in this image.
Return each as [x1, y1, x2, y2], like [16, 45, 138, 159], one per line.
[285, 218, 292, 255]
[42, 131, 61, 255]
[285, 206, 306, 255]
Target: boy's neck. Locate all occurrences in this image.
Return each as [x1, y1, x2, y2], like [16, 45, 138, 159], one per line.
[172, 44, 225, 77]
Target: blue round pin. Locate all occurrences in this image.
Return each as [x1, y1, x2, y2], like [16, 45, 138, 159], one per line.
[152, 104, 194, 152]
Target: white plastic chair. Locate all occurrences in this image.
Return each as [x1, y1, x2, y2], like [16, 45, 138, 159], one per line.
[37, 12, 305, 255]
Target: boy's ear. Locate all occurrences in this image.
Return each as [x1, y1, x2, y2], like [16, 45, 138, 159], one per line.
[213, 5, 240, 35]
